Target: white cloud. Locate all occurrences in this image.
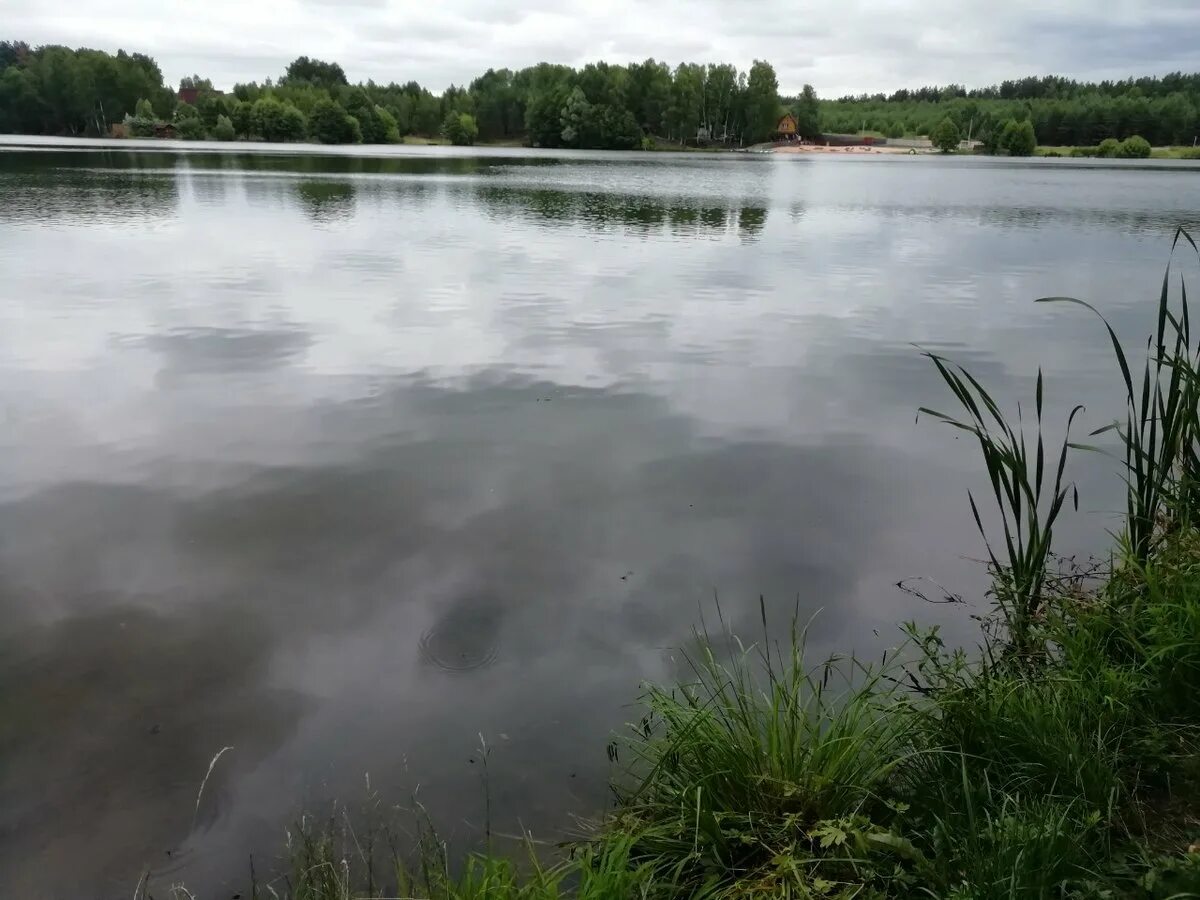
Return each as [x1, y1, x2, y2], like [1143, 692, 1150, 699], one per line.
[7, 0, 1199, 96]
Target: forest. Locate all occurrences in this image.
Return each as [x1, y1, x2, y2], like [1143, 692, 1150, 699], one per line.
[1, 39, 1197, 151]
[822, 73, 1200, 148]
[0, 41, 804, 149]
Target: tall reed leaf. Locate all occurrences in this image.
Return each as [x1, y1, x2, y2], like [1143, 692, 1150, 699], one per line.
[1038, 227, 1200, 565]
[920, 360, 1082, 649]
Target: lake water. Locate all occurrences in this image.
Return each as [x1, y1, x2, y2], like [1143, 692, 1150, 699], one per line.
[1, 137, 1198, 898]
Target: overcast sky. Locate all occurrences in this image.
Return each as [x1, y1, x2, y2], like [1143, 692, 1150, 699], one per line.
[8, 0, 1200, 97]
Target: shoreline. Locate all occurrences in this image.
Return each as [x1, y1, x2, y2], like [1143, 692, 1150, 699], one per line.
[769, 142, 930, 155]
[5, 134, 1199, 165]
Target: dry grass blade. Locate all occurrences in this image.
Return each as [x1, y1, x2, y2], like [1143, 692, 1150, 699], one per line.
[193, 745, 235, 831]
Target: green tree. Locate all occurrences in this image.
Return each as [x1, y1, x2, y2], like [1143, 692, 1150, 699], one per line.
[576, 61, 628, 111]
[886, 120, 904, 139]
[374, 105, 400, 142]
[1116, 134, 1151, 158]
[559, 86, 592, 147]
[593, 104, 641, 149]
[1096, 137, 1121, 157]
[309, 98, 360, 143]
[231, 82, 261, 104]
[0, 40, 29, 73]
[123, 111, 155, 137]
[626, 59, 671, 135]
[283, 57, 347, 89]
[441, 84, 474, 118]
[1013, 119, 1037, 155]
[196, 92, 227, 127]
[0, 66, 41, 133]
[35, 47, 93, 134]
[743, 60, 779, 144]
[524, 78, 569, 147]
[389, 94, 413, 134]
[931, 116, 961, 152]
[792, 84, 820, 139]
[413, 92, 442, 134]
[470, 68, 523, 141]
[341, 90, 398, 143]
[443, 110, 478, 145]
[251, 96, 307, 142]
[343, 90, 380, 142]
[277, 102, 307, 141]
[1155, 93, 1193, 145]
[231, 99, 253, 137]
[702, 63, 738, 140]
[524, 89, 559, 146]
[177, 115, 206, 140]
[174, 101, 199, 122]
[179, 74, 213, 91]
[124, 94, 159, 136]
[211, 113, 235, 141]
[792, 84, 821, 139]
[666, 63, 703, 143]
[1000, 118, 1036, 155]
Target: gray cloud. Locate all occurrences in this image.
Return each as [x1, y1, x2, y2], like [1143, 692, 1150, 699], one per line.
[8, 0, 1199, 96]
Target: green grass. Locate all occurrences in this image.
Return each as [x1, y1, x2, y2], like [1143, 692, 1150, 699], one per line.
[1037, 145, 1106, 158]
[1038, 145, 1200, 160]
[248, 814, 657, 900]
[577, 548, 1200, 899]
[1151, 147, 1200, 160]
[399, 135, 526, 147]
[602, 614, 922, 897]
[152, 236, 1200, 898]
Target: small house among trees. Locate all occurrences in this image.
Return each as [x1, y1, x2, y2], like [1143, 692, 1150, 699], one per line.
[773, 113, 798, 140]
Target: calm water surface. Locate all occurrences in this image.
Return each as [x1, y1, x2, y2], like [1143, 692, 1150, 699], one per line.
[1, 137, 1198, 898]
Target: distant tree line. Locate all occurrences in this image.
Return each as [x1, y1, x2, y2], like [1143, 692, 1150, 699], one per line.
[823, 73, 1200, 149]
[3, 40, 1196, 152]
[0, 41, 809, 149]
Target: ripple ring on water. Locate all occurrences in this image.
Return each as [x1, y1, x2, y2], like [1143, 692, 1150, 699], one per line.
[418, 611, 499, 673]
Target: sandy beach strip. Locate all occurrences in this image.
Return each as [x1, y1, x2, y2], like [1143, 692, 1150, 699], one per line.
[770, 143, 927, 155]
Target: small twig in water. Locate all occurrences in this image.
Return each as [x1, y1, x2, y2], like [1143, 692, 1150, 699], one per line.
[897, 577, 964, 605]
[192, 745, 234, 830]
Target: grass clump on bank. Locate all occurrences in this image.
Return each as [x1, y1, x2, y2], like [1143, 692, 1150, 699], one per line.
[1150, 147, 1200, 160]
[596, 551, 1200, 898]
[154, 232, 1200, 899]
[1037, 140, 1198, 159]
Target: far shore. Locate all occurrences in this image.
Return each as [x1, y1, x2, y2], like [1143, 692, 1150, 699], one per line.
[769, 143, 930, 155]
